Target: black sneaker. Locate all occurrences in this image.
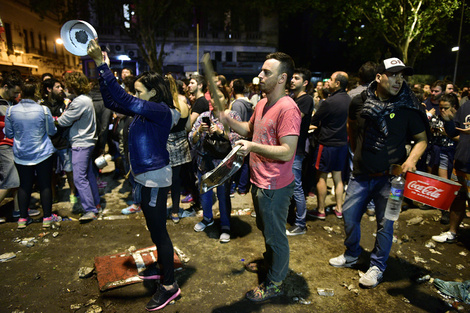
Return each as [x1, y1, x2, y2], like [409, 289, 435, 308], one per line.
[138, 263, 163, 280]
[145, 282, 181, 311]
[246, 280, 283, 302]
[286, 225, 306, 236]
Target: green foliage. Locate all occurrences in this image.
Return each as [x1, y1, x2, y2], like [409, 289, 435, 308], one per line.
[313, 0, 461, 66]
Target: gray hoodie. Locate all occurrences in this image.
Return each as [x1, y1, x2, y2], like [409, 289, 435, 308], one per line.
[57, 94, 97, 148]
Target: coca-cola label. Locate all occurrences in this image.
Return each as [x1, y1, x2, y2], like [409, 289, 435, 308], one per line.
[406, 180, 444, 200]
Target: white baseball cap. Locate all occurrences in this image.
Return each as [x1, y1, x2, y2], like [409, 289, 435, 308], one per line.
[378, 57, 413, 76]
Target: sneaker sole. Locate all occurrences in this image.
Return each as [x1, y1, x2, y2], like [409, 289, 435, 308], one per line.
[246, 290, 284, 302]
[329, 260, 358, 268]
[139, 274, 162, 280]
[146, 288, 181, 311]
[307, 213, 326, 220]
[359, 278, 382, 289]
[432, 238, 456, 243]
[286, 231, 306, 236]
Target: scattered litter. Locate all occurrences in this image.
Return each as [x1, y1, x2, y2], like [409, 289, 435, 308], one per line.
[250, 211, 256, 218]
[416, 275, 431, 284]
[347, 284, 355, 291]
[456, 264, 465, 270]
[181, 209, 196, 218]
[174, 246, 190, 263]
[429, 249, 442, 255]
[402, 297, 411, 303]
[20, 237, 37, 247]
[103, 215, 129, 220]
[430, 258, 440, 264]
[43, 238, 50, 243]
[434, 278, 470, 304]
[323, 226, 333, 233]
[392, 235, 398, 243]
[368, 216, 376, 222]
[292, 296, 311, 304]
[407, 216, 423, 225]
[317, 288, 334, 296]
[425, 241, 436, 248]
[52, 232, 59, 238]
[85, 305, 102, 313]
[401, 234, 409, 242]
[78, 267, 95, 278]
[0, 252, 16, 262]
[70, 304, 81, 310]
[38, 232, 49, 238]
[459, 251, 467, 256]
[232, 208, 251, 216]
[414, 256, 427, 264]
[85, 299, 97, 306]
[127, 246, 137, 253]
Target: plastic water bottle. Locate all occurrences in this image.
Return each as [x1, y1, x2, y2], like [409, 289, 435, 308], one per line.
[384, 175, 405, 221]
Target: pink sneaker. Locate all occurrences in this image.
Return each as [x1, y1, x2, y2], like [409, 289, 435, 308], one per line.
[97, 179, 107, 188]
[334, 209, 343, 219]
[307, 210, 326, 220]
[181, 194, 194, 203]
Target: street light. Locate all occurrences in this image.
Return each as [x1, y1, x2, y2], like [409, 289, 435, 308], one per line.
[453, 0, 465, 85]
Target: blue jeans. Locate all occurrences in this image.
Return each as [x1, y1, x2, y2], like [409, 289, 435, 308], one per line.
[252, 180, 294, 283]
[292, 154, 306, 228]
[72, 146, 100, 213]
[342, 175, 394, 272]
[198, 171, 231, 230]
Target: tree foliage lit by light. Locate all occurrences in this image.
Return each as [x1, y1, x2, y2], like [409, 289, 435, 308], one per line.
[339, 0, 461, 66]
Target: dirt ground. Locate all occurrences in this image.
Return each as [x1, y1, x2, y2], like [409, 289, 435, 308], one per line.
[1, 162, 470, 313]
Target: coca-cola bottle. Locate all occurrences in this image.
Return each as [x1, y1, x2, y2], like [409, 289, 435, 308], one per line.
[384, 174, 405, 221]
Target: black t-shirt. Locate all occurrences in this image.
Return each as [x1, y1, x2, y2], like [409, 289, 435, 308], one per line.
[191, 97, 209, 115]
[350, 94, 426, 175]
[453, 100, 470, 172]
[295, 94, 314, 155]
[311, 90, 350, 146]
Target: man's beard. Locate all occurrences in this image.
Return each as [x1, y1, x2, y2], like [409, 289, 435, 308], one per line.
[52, 92, 65, 103]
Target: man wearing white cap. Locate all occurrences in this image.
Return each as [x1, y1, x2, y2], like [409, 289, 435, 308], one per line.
[328, 57, 429, 288]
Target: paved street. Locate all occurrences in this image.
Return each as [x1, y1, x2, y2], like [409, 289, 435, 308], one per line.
[1, 163, 469, 312]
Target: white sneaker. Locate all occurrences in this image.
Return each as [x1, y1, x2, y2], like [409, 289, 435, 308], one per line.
[329, 254, 358, 268]
[194, 218, 214, 232]
[432, 231, 456, 243]
[359, 266, 383, 288]
[219, 232, 230, 243]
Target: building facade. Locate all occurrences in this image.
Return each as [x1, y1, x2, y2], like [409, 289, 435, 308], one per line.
[0, 0, 81, 78]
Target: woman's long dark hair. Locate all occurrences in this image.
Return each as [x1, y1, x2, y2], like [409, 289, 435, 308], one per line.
[136, 72, 174, 108]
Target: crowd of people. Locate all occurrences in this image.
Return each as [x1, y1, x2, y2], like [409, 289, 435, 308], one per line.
[0, 48, 469, 310]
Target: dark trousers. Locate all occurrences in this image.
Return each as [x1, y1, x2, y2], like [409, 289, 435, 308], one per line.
[16, 156, 53, 218]
[140, 185, 175, 285]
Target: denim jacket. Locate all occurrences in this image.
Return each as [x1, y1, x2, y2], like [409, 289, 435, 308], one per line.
[5, 99, 56, 165]
[97, 64, 172, 175]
